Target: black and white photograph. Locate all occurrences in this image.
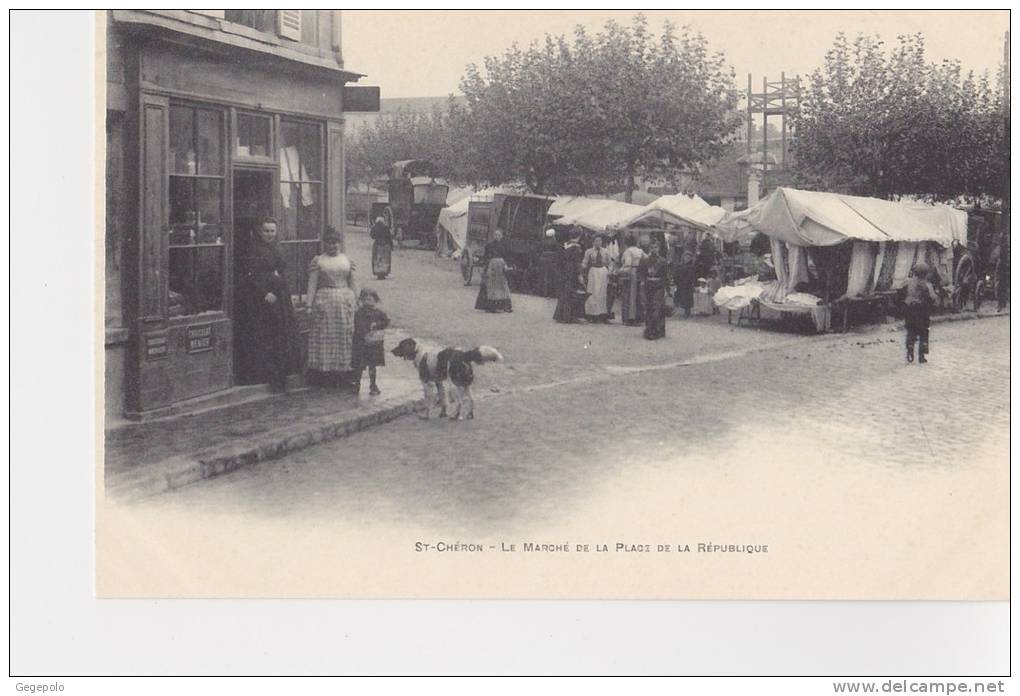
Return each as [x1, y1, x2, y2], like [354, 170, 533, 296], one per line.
[92, 9, 1009, 602]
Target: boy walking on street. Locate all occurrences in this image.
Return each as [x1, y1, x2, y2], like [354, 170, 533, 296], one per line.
[353, 289, 390, 395]
[904, 263, 939, 364]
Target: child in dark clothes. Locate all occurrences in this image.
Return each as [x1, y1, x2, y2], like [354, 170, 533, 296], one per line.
[903, 263, 939, 364]
[353, 288, 390, 395]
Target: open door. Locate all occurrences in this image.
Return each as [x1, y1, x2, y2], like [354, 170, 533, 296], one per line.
[232, 168, 275, 384]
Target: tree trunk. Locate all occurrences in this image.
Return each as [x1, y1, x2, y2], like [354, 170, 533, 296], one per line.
[624, 169, 636, 203]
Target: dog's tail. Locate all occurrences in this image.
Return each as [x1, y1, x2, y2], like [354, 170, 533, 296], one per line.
[463, 346, 503, 364]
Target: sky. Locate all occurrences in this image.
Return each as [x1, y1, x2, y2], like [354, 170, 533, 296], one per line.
[342, 10, 1009, 99]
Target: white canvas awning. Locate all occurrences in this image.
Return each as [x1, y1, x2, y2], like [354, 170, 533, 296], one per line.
[552, 199, 645, 232]
[616, 194, 727, 230]
[714, 187, 968, 247]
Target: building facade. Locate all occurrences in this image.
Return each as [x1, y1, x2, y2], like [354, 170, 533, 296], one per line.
[104, 10, 375, 419]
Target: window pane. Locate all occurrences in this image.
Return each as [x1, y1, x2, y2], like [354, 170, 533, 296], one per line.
[195, 179, 223, 243]
[194, 246, 224, 312]
[296, 183, 321, 240]
[252, 116, 271, 158]
[279, 184, 299, 241]
[170, 106, 195, 174]
[280, 242, 301, 300]
[224, 10, 274, 32]
[169, 177, 197, 245]
[299, 123, 321, 180]
[280, 120, 321, 181]
[169, 247, 194, 316]
[279, 121, 300, 180]
[197, 109, 222, 175]
[237, 113, 271, 158]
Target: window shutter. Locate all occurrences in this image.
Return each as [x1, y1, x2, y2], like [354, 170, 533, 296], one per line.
[277, 10, 302, 40]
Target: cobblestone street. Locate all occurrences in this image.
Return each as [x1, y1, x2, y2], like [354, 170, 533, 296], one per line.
[103, 229, 1011, 600]
[123, 291, 1009, 597]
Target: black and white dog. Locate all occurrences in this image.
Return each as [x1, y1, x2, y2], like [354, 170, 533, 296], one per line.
[391, 338, 503, 420]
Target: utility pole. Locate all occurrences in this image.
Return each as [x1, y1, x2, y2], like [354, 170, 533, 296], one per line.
[746, 73, 799, 205]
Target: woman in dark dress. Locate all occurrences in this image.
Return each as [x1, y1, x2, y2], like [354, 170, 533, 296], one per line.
[643, 241, 669, 340]
[536, 228, 562, 298]
[236, 217, 301, 391]
[370, 216, 394, 279]
[475, 229, 513, 312]
[673, 250, 697, 318]
[553, 233, 586, 323]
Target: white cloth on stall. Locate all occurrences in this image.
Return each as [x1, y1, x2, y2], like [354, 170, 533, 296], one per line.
[872, 243, 887, 290]
[786, 244, 811, 293]
[785, 292, 824, 307]
[892, 242, 920, 289]
[767, 238, 789, 303]
[845, 242, 877, 297]
[713, 282, 765, 310]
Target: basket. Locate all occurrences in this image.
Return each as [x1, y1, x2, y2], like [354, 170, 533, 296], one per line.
[364, 330, 386, 346]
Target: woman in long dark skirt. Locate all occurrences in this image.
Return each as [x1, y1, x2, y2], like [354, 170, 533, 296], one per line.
[643, 241, 669, 340]
[553, 234, 586, 323]
[236, 217, 301, 390]
[370, 216, 394, 279]
[475, 229, 513, 312]
[673, 250, 697, 318]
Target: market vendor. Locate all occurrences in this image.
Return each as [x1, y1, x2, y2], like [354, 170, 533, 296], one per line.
[582, 233, 615, 323]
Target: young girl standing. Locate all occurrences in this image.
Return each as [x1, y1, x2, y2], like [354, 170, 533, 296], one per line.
[353, 289, 390, 395]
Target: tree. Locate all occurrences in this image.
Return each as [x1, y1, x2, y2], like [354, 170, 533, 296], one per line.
[345, 103, 461, 190]
[456, 15, 741, 197]
[791, 32, 1008, 203]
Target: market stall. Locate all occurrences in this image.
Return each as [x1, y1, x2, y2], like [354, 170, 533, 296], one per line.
[614, 194, 729, 267]
[713, 187, 967, 332]
[552, 199, 646, 234]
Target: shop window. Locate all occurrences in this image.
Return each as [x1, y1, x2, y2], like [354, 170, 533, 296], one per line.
[168, 104, 226, 317]
[279, 119, 323, 303]
[236, 112, 272, 159]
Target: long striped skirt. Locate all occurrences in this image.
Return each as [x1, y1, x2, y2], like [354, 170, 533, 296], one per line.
[308, 286, 356, 372]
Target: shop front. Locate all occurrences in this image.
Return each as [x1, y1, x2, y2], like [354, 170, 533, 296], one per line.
[104, 10, 375, 419]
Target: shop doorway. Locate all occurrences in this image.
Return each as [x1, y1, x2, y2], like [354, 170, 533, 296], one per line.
[233, 168, 276, 384]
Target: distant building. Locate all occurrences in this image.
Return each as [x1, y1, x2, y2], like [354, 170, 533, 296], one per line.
[104, 10, 374, 419]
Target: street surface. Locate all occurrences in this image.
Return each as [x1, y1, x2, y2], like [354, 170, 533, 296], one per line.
[119, 229, 1009, 598]
[109, 227, 1003, 595]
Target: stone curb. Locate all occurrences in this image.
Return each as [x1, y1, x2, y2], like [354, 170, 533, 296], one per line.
[105, 397, 419, 504]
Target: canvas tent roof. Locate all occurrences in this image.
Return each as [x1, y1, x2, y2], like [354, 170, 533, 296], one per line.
[714, 187, 967, 247]
[616, 194, 727, 230]
[552, 199, 645, 232]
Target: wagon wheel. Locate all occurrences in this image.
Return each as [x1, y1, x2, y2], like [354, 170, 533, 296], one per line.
[461, 250, 474, 285]
[974, 278, 987, 312]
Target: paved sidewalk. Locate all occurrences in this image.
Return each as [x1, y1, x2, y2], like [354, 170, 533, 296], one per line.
[105, 373, 422, 502]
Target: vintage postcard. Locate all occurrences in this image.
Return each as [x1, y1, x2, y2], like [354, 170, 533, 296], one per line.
[96, 9, 1010, 599]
